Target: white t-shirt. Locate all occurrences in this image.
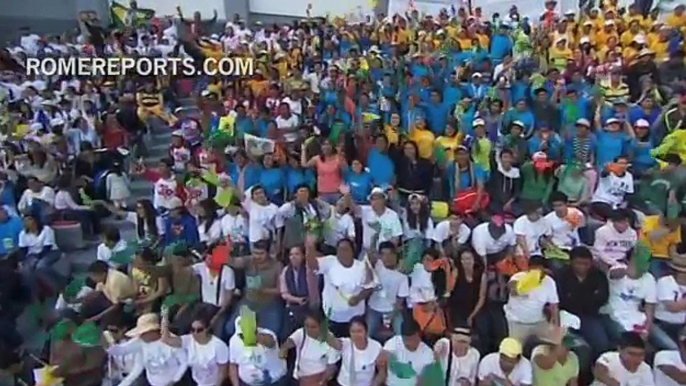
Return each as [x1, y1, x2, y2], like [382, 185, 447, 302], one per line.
[471, 223, 516, 257]
[192, 263, 236, 307]
[96, 240, 128, 268]
[18, 226, 58, 255]
[360, 206, 403, 250]
[288, 328, 340, 378]
[220, 213, 248, 244]
[153, 177, 179, 211]
[18, 186, 55, 212]
[513, 215, 553, 255]
[368, 261, 410, 313]
[323, 212, 356, 248]
[477, 353, 533, 385]
[543, 209, 584, 250]
[228, 328, 286, 385]
[431, 220, 471, 247]
[383, 336, 434, 386]
[655, 275, 686, 324]
[198, 219, 222, 245]
[593, 223, 638, 268]
[654, 350, 686, 386]
[590, 351, 654, 386]
[274, 115, 299, 142]
[606, 273, 657, 330]
[181, 335, 229, 386]
[434, 338, 480, 386]
[108, 338, 189, 386]
[125, 212, 165, 241]
[409, 263, 437, 305]
[592, 172, 634, 208]
[336, 338, 382, 386]
[504, 272, 559, 324]
[402, 210, 434, 241]
[244, 195, 281, 243]
[318, 255, 369, 323]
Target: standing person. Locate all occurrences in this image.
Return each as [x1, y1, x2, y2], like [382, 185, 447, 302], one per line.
[301, 139, 346, 205]
[305, 234, 374, 337]
[162, 315, 230, 386]
[556, 246, 612, 362]
[329, 316, 383, 386]
[366, 242, 408, 342]
[279, 310, 340, 386]
[107, 313, 189, 386]
[228, 314, 286, 386]
[654, 327, 686, 386]
[504, 256, 560, 344]
[433, 326, 481, 385]
[377, 319, 434, 386]
[591, 332, 655, 386]
[192, 249, 236, 336]
[447, 248, 487, 331]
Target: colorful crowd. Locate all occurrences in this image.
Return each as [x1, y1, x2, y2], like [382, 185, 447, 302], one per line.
[1, 0, 686, 385]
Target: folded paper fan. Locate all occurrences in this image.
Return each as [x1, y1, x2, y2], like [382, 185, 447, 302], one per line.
[109, 244, 138, 265]
[214, 188, 234, 208]
[78, 188, 93, 206]
[63, 276, 86, 299]
[388, 353, 417, 379]
[72, 321, 100, 347]
[401, 238, 425, 273]
[632, 241, 652, 276]
[418, 361, 445, 385]
[516, 269, 543, 295]
[33, 365, 63, 386]
[202, 167, 221, 186]
[163, 293, 200, 308]
[239, 306, 257, 347]
[50, 319, 76, 341]
[544, 244, 570, 261]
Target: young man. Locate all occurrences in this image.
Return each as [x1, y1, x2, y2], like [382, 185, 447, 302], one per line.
[477, 337, 532, 386]
[591, 332, 654, 386]
[654, 327, 686, 386]
[83, 260, 136, 321]
[593, 209, 638, 272]
[654, 254, 686, 349]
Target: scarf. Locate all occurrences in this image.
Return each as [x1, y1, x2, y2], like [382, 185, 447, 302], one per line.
[285, 264, 309, 300]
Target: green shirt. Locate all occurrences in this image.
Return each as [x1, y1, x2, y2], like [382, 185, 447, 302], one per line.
[520, 162, 553, 202]
[532, 345, 579, 386]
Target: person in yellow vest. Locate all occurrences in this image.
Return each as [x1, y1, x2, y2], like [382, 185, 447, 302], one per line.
[666, 5, 686, 30]
[384, 113, 402, 146]
[435, 123, 462, 163]
[136, 82, 177, 126]
[550, 37, 573, 70]
[650, 26, 672, 62]
[623, 4, 644, 26]
[620, 19, 644, 47]
[588, 8, 605, 31]
[409, 114, 435, 160]
[596, 20, 619, 47]
[577, 21, 597, 47]
[596, 36, 620, 62]
[456, 29, 472, 50]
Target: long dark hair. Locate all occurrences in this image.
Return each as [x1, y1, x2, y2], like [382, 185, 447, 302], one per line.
[136, 199, 159, 240]
[198, 198, 218, 230]
[406, 197, 430, 233]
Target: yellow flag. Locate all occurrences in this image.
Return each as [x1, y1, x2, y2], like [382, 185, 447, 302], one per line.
[516, 270, 543, 295]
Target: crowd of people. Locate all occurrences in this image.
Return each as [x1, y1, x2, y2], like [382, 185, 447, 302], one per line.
[1, 0, 686, 385]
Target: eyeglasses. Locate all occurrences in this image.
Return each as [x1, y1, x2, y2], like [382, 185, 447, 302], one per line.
[191, 327, 206, 333]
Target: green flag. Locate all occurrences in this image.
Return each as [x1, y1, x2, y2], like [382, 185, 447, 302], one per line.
[64, 276, 86, 299]
[239, 306, 258, 347]
[110, 1, 155, 29]
[50, 319, 77, 341]
[418, 361, 445, 385]
[388, 353, 417, 379]
[110, 243, 139, 265]
[401, 239, 425, 273]
[78, 188, 93, 206]
[162, 293, 199, 308]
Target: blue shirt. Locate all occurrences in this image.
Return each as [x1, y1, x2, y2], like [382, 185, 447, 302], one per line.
[367, 148, 395, 187]
[595, 130, 630, 167]
[258, 167, 286, 205]
[163, 215, 199, 247]
[345, 169, 374, 204]
[0, 215, 22, 256]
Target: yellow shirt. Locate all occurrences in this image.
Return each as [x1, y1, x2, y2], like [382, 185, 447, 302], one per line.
[98, 269, 136, 303]
[596, 30, 619, 47]
[457, 38, 472, 50]
[477, 34, 490, 48]
[394, 29, 411, 45]
[650, 39, 669, 61]
[549, 47, 572, 70]
[384, 124, 401, 146]
[436, 135, 462, 162]
[623, 46, 639, 64]
[620, 30, 639, 47]
[644, 222, 682, 258]
[410, 127, 435, 160]
[666, 13, 686, 29]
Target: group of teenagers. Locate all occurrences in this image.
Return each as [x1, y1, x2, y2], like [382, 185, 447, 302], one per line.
[3, 0, 686, 385]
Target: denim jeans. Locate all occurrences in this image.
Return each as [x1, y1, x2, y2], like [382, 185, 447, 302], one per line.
[366, 308, 402, 342]
[225, 300, 285, 340]
[652, 320, 680, 350]
[20, 250, 64, 298]
[574, 315, 613, 360]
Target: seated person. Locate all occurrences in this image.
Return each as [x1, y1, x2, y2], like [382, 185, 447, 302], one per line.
[96, 227, 129, 270]
[18, 214, 63, 299]
[0, 205, 23, 258]
[82, 260, 136, 322]
[592, 331, 654, 386]
[48, 316, 107, 386]
[17, 176, 55, 223]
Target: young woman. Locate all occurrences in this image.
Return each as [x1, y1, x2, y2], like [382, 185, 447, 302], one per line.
[131, 247, 170, 314]
[448, 249, 487, 332]
[401, 194, 434, 243]
[163, 315, 230, 386]
[98, 198, 164, 244]
[54, 174, 99, 236]
[197, 199, 222, 249]
[433, 326, 481, 386]
[220, 195, 249, 256]
[279, 310, 340, 386]
[105, 161, 130, 209]
[301, 139, 347, 205]
[280, 246, 317, 336]
[329, 316, 383, 386]
[18, 214, 63, 298]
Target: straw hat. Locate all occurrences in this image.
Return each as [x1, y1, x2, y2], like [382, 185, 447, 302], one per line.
[126, 313, 161, 337]
[669, 255, 686, 273]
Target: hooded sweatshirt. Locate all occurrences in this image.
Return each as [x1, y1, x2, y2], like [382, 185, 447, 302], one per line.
[487, 162, 522, 208]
